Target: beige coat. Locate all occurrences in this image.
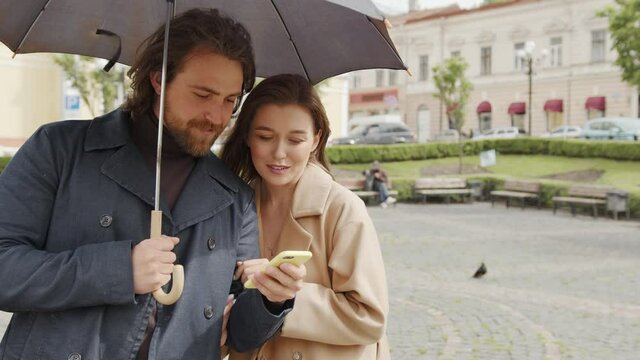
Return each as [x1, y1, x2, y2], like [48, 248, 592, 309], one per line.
[232, 163, 390, 360]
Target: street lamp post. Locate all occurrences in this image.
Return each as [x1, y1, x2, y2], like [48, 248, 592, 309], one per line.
[526, 56, 533, 135]
[517, 41, 536, 135]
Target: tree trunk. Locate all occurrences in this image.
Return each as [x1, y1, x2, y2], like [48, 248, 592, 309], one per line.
[458, 136, 463, 174]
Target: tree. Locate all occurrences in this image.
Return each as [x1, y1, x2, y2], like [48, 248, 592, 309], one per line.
[432, 56, 473, 173]
[432, 56, 473, 133]
[54, 54, 128, 117]
[598, 0, 640, 89]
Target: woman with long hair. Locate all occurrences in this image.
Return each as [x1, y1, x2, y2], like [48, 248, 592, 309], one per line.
[220, 74, 389, 359]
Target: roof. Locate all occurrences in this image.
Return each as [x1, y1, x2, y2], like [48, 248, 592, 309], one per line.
[401, 0, 544, 25]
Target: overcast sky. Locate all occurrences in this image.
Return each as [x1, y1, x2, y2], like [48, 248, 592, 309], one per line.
[372, 0, 482, 15]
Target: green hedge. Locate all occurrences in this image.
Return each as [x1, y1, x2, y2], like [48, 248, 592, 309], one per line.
[0, 157, 10, 173]
[391, 173, 640, 218]
[327, 138, 640, 164]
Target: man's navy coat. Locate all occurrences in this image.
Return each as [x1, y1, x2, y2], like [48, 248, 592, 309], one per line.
[0, 109, 286, 359]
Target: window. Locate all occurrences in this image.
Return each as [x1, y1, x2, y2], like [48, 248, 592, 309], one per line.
[511, 113, 526, 132]
[546, 111, 563, 131]
[419, 55, 429, 81]
[388, 70, 397, 86]
[480, 47, 492, 75]
[591, 30, 606, 63]
[550, 37, 562, 67]
[588, 108, 605, 119]
[375, 70, 384, 87]
[514, 42, 525, 71]
[479, 113, 492, 132]
[352, 74, 360, 89]
[451, 50, 461, 58]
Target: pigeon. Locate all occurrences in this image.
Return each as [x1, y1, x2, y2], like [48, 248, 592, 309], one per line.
[473, 262, 487, 278]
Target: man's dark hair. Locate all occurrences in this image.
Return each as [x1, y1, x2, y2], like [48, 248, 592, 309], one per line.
[123, 8, 255, 118]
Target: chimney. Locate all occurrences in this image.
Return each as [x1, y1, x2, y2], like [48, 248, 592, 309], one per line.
[409, 0, 420, 11]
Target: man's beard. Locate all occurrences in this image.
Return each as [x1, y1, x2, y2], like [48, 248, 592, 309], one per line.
[163, 107, 224, 157]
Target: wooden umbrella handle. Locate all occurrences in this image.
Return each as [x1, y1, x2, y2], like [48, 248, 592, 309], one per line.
[150, 210, 184, 305]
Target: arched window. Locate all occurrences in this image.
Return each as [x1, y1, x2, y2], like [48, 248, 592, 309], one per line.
[476, 101, 492, 132]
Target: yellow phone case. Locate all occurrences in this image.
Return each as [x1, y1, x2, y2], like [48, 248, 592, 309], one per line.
[243, 250, 312, 289]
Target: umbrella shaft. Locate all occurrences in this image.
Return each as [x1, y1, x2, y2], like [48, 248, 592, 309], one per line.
[155, 0, 176, 211]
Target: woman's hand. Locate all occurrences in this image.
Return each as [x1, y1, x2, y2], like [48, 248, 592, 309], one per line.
[235, 258, 307, 303]
[234, 258, 269, 284]
[252, 262, 306, 303]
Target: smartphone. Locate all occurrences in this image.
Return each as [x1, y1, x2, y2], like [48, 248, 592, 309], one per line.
[243, 250, 312, 289]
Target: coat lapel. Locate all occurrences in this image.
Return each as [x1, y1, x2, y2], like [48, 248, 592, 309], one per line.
[170, 155, 238, 233]
[100, 141, 166, 213]
[87, 109, 169, 214]
[257, 163, 333, 255]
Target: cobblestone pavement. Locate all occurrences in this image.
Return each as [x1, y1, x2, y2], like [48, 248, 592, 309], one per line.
[1, 202, 638, 359]
[371, 203, 640, 360]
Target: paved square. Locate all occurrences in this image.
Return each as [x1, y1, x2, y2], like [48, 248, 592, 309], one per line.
[371, 203, 639, 359]
[1, 202, 638, 359]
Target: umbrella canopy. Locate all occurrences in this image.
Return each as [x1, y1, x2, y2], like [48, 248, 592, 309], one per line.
[0, 0, 407, 305]
[0, 0, 406, 84]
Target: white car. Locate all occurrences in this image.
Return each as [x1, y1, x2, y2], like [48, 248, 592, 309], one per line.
[541, 125, 582, 139]
[433, 129, 460, 142]
[473, 126, 524, 140]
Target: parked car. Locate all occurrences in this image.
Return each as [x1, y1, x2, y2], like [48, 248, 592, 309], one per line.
[473, 126, 524, 140]
[541, 125, 583, 139]
[331, 121, 416, 145]
[582, 117, 640, 141]
[433, 129, 460, 142]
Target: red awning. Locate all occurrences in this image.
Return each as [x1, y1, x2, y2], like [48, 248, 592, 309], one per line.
[507, 102, 526, 114]
[476, 101, 492, 113]
[543, 99, 563, 112]
[585, 96, 606, 111]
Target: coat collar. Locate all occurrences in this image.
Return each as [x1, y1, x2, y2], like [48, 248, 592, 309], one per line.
[90, 108, 241, 233]
[290, 162, 333, 218]
[255, 163, 332, 255]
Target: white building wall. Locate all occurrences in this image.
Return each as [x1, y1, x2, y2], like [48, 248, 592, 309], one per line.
[349, 0, 634, 139]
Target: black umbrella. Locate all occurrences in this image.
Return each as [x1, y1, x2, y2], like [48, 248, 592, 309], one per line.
[0, 0, 405, 83]
[0, 0, 407, 304]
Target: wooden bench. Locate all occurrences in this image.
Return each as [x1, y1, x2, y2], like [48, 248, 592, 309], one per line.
[413, 178, 472, 204]
[490, 180, 541, 209]
[552, 185, 613, 218]
[338, 178, 398, 205]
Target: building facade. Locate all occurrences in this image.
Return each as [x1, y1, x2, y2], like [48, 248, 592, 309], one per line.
[0, 45, 97, 151]
[348, 0, 638, 140]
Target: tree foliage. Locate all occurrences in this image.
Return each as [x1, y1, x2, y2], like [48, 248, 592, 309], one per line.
[432, 56, 473, 132]
[53, 54, 127, 116]
[598, 0, 640, 89]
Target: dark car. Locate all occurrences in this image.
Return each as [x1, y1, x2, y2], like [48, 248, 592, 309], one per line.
[331, 122, 416, 145]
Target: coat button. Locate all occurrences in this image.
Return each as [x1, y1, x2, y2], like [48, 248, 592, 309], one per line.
[68, 353, 81, 360]
[292, 351, 302, 360]
[99, 214, 112, 228]
[204, 305, 214, 319]
[207, 237, 216, 250]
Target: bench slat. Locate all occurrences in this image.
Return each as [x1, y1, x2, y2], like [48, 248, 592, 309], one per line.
[503, 180, 540, 193]
[552, 196, 606, 205]
[416, 189, 472, 195]
[414, 178, 467, 189]
[491, 190, 539, 198]
[567, 186, 612, 199]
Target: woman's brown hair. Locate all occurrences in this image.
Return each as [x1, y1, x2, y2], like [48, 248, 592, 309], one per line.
[220, 74, 331, 183]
